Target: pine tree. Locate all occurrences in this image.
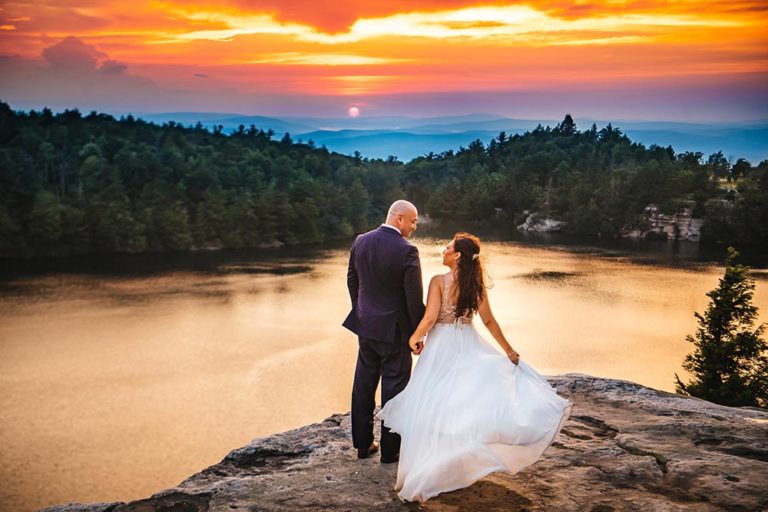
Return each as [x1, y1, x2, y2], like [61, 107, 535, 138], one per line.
[558, 114, 577, 136]
[675, 247, 768, 407]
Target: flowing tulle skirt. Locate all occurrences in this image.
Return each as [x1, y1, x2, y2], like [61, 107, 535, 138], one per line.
[376, 322, 573, 502]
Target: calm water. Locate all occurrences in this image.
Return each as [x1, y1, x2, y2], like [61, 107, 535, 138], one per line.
[0, 237, 766, 511]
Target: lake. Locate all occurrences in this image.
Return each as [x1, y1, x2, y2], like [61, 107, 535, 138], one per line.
[0, 235, 766, 511]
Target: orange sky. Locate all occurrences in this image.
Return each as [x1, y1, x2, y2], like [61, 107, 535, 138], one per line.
[0, 0, 766, 118]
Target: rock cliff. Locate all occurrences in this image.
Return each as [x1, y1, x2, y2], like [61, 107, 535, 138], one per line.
[517, 213, 566, 233]
[621, 203, 704, 242]
[42, 374, 768, 512]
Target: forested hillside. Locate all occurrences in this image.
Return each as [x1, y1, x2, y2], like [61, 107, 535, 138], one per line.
[402, 115, 767, 244]
[1, 103, 765, 257]
[0, 102, 401, 256]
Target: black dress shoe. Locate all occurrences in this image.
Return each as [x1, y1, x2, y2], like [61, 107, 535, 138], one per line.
[380, 453, 399, 464]
[357, 441, 379, 459]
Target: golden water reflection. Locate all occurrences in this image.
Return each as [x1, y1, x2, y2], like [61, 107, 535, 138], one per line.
[0, 241, 765, 511]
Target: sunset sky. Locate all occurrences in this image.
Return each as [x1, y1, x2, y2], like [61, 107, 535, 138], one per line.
[1, 0, 766, 120]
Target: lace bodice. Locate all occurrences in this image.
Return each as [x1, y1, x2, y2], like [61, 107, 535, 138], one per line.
[435, 274, 473, 325]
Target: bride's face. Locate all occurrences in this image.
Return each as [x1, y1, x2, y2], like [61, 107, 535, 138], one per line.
[442, 240, 459, 267]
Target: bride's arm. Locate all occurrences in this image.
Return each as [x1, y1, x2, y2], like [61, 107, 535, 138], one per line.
[477, 293, 520, 365]
[408, 275, 443, 354]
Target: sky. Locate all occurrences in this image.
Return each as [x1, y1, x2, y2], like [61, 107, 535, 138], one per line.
[0, 0, 767, 121]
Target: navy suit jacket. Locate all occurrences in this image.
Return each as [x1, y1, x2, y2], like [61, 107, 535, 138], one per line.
[343, 226, 425, 344]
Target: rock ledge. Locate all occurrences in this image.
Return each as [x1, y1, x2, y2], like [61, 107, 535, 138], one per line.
[42, 374, 768, 512]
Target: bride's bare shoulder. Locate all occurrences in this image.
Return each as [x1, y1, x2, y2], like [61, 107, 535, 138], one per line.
[428, 273, 448, 290]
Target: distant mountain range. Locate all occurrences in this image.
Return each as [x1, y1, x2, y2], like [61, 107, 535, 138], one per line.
[139, 112, 768, 164]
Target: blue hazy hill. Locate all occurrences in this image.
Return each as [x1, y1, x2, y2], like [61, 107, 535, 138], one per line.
[296, 129, 521, 161]
[139, 112, 316, 135]
[137, 112, 768, 164]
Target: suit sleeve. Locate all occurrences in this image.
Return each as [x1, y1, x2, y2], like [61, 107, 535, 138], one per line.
[347, 239, 359, 308]
[403, 245, 426, 332]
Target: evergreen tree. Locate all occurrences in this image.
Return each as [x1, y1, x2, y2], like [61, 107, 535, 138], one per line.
[557, 114, 577, 136]
[675, 247, 768, 408]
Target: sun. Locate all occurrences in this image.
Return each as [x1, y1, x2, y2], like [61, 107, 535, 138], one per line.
[348, 106, 360, 118]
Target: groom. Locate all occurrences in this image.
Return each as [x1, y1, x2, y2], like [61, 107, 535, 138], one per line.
[343, 200, 425, 463]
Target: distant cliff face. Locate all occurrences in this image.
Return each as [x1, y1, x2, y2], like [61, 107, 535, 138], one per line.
[43, 374, 768, 512]
[621, 202, 705, 242]
[518, 213, 567, 233]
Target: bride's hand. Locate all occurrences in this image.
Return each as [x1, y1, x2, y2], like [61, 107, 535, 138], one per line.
[507, 350, 520, 365]
[409, 336, 424, 355]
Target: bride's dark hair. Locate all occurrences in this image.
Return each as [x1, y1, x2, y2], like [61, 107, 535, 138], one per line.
[451, 232, 485, 318]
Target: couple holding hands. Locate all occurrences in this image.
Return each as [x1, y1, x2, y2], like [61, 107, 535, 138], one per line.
[343, 200, 572, 503]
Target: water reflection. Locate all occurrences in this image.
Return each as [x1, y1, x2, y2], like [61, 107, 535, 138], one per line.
[0, 238, 765, 512]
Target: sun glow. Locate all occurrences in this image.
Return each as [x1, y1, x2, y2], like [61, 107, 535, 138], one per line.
[250, 53, 406, 66]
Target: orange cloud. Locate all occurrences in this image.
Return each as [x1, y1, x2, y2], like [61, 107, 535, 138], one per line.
[162, 0, 768, 33]
[183, 0, 501, 33]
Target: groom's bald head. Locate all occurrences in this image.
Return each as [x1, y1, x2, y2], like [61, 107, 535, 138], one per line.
[387, 200, 417, 219]
[385, 200, 418, 238]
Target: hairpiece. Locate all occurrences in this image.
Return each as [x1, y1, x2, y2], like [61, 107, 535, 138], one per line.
[472, 253, 479, 261]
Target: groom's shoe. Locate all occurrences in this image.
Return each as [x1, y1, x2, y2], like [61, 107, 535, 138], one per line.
[357, 442, 379, 459]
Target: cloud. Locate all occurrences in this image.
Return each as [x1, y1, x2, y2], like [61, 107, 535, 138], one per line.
[36, 37, 131, 76]
[99, 59, 128, 74]
[1, 3, 108, 36]
[0, 37, 174, 111]
[227, 0, 488, 33]
[42, 36, 106, 70]
[0, 36, 343, 115]
[167, 4, 744, 47]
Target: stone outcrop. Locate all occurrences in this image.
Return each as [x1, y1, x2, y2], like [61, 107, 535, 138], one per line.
[518, 212, 567, 233]
[621, 203, 704, 242]
[42, 374, 768, 512]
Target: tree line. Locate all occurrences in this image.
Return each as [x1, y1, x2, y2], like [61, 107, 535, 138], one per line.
[1, 104, 766, 257]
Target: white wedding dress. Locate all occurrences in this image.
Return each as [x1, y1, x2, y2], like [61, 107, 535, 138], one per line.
[376, 274, 573, 502]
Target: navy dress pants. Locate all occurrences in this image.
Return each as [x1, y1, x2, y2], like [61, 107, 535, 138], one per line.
[351, 336, 412, 460]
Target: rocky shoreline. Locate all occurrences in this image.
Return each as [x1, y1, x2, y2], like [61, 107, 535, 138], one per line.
[518, 202, 705, 241]
[42, 374, 768, 512]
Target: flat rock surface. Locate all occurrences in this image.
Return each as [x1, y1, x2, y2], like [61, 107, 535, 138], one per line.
[42, 374, 768, 512]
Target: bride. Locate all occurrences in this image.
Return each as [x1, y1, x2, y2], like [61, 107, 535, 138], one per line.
[376, 232, 573, 502]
